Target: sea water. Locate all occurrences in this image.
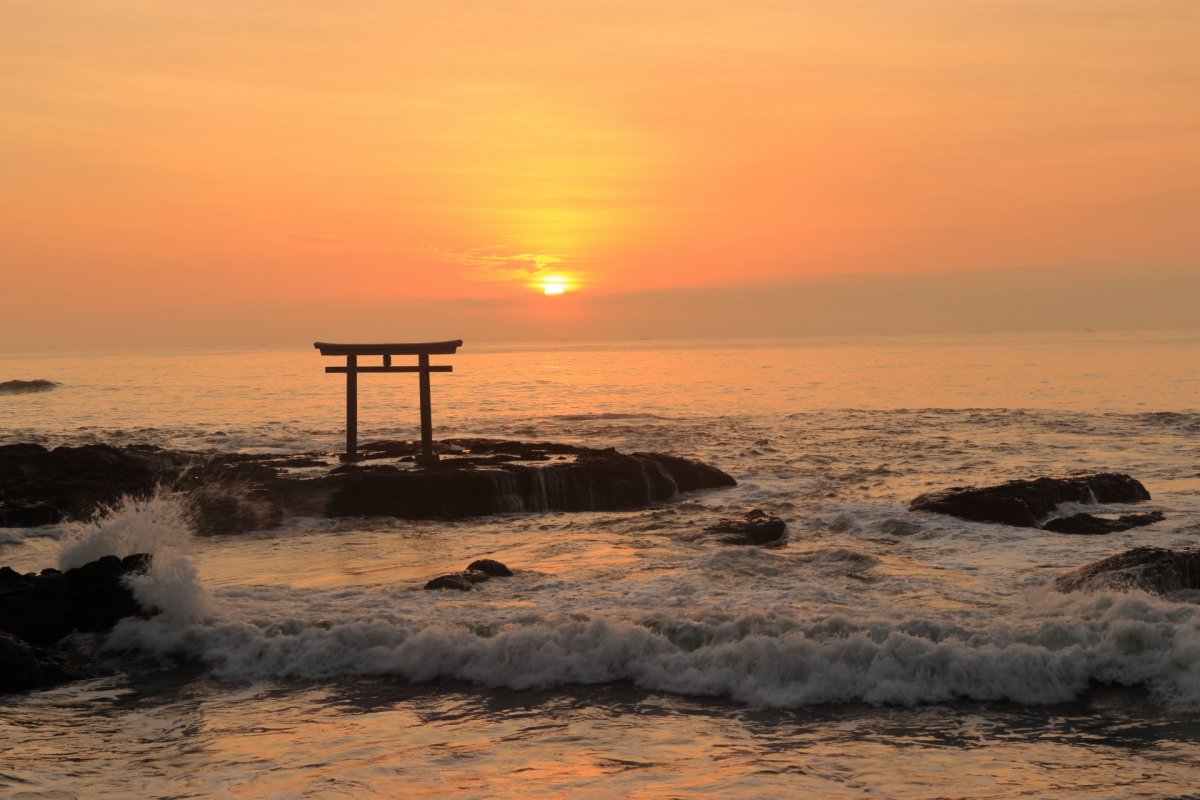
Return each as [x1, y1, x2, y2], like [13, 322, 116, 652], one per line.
[1, 331, 1199, 798]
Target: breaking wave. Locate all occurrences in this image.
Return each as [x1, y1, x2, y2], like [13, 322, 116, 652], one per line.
[59, 493, 212, 622]
[103, 586, 1200, 711]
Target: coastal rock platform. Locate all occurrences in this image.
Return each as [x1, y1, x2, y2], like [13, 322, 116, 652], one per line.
[1055, 547, 1200, 595]
[0, 439, 737, 533]
[0, 553, 152, 693]
[910, 473, 1158, 533]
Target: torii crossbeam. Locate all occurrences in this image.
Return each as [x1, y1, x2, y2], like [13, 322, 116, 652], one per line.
[314, 340, 463, 464]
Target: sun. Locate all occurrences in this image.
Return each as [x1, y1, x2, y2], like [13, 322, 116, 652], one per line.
[539, 275, 572, 296]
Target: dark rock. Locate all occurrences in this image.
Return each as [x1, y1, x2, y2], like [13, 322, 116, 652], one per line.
[0, 553, 152, 645]
[0, 438, 735, 530]
[1042, 511, 1165, 535]
[704, 509, 788, 545]
[0, 501, 63, 527]
[63, 555, 150, 633]
[1054, 547, 1200, 594]
[424, 571, 491, 591]
[186, 486, 285, 536]
[0, 443, 189, 528]
[910, 473, 1151, 528]
[0, 630, 90, 693]
[467, 559, 513, 576]
[121, 553, 151, 572]
[288, 442, 735, 521]
[0, 379, 58, 394]
[0, 565, 72, 645]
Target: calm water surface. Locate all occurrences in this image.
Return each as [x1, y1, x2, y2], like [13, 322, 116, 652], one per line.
[2, 331, 1199, 798]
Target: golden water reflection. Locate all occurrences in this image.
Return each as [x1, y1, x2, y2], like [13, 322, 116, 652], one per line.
[7, 681, 1196, 798]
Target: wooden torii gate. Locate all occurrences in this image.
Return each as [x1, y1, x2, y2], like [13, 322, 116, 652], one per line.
[314, 340, 463, 464]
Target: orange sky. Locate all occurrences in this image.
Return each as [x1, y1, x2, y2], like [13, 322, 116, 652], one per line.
[2, 1, 1198, 349]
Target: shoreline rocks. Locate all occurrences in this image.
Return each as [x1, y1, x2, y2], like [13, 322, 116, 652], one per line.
[1, 439, 737, 533]
[1054, 547, 1200, 595]
[0, 553, 153, 693]
[0, 379, 58, 394]
[1041, 511, 1165, 535]
[910, 473, 1157, 533]
[703, 509, 787, 545]
[425, 559, 514, 591]
[0, 443, 189, 527]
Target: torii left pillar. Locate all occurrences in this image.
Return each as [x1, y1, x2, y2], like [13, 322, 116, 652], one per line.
[314, 340, 463, 464]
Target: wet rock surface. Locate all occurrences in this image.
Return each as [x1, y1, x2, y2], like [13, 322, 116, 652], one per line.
[910, 473, 1153, 530]
[1054, 547, 1200, 595]
[0, 439, 736, 533]
[1041, 511, 1165, 535]
[0, 443, 188, 527]
[0, 553, 153, 693]
[703, 509, 788, 545]
[466, 558, 514, 576]
[0, 553, 152, 646]
[0, 630, 90, 692]
[0, 379, 59, 394]
[425, 560, 513, 591]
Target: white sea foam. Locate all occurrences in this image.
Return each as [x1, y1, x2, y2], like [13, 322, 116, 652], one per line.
[58, 493, 212, 622]
[59, 492, 194, 570]
[102, 586, 1200, 711]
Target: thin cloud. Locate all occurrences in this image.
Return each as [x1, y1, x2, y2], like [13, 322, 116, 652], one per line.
[281, 233, 563, 283]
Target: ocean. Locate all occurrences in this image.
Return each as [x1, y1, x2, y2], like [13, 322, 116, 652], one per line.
[2, 331, 1199, 798]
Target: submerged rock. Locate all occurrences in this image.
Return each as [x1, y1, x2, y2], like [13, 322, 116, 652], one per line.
[1041, 511, 1165, 535]
[467, 558, 513, 577]
[0, 379, 58, 394]
[424, 572, 488, 591]
[910, 473, 1152, 529]
[1054, 547, 1200, 595]
[425, 559, 514, 591]
[704, 509, 787, 545]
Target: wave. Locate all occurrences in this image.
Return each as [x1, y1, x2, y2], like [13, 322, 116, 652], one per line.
[102, 586, 1200, 711]
[58, 492, 213, 621]
[548, 413, 668, 421]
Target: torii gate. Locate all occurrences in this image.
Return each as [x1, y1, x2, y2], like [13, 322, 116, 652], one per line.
[314, 340, 463, 464]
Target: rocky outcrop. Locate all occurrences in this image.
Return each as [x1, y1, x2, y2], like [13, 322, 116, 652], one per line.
[1054, 547, 1200, 595]
[0, 553, 153, 693]
[304, 445, 735, 522]
[910, 473, 1153, 531]
[466, 558, 513, 576]
[1041, 511, 1165, 535]
[0, 379, 58, 394]
[0, 631, 89, 692]
[0, 443, 188, 527]
[703, 510, 787, 545]
[0, 554, 151, 646]
[425, 559, 513, 591]
[0, 439, 736, 533]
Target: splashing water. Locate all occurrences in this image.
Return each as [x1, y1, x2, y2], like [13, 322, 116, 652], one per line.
[58, 492, 212, 622]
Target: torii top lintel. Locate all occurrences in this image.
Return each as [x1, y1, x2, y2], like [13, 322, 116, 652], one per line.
[314, 340, 463, 357]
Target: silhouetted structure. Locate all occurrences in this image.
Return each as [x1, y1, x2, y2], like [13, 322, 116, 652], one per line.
[314, 340, 463, 463]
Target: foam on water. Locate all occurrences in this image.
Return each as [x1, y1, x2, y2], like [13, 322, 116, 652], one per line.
[101, 582, 1200, 710]
[58, 493, 213, 622]
[58, 492, 194, 570]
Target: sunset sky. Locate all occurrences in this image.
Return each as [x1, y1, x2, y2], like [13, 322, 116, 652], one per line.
[3, 1, 1198, 350]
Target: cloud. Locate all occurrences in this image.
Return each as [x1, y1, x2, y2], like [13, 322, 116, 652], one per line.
[281, 233, 563, 283]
